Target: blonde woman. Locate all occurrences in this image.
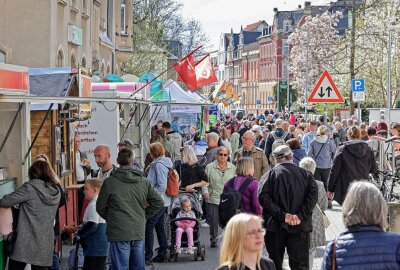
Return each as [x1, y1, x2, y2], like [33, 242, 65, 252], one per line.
[179, 145, 208, 191]
[223, 157, 261, 216]
[217, 213, 275, 270]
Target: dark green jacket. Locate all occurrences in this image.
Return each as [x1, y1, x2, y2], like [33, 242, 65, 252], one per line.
[96, 165, 164, 241]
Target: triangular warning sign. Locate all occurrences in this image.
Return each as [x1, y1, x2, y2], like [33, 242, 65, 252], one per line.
[308, 70, 344, 103]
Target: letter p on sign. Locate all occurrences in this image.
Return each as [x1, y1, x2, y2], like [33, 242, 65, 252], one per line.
[352, 79, 364, 92]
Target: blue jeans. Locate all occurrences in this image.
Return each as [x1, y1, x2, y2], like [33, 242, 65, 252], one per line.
[145, 207, 168, 260]
[109, 240, 145, 270]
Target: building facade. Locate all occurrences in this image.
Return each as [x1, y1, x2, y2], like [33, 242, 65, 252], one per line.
[0, 0, 133, 75]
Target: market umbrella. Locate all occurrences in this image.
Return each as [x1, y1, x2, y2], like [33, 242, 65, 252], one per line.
[100, 74, 125, 82]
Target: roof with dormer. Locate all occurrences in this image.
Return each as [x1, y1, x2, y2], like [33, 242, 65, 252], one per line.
[244, 20, 267, 31]
[275, 5, 329, 31]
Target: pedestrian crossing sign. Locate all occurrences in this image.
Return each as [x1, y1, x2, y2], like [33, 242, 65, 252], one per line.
[308, 70, 344, 103]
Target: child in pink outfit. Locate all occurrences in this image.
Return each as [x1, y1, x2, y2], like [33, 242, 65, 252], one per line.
[175, 198, 196, 254]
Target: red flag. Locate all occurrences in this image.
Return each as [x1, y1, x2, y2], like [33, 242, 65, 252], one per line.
[173, 47, 200, 90]
[194, 54, 218, 90]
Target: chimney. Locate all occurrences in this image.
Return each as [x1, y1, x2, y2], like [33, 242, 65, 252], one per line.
[273, 7, 278, 13]
[304, 1, 312, 15]
[298, 5, 302, 9]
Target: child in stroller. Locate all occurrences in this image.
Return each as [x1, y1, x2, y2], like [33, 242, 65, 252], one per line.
[175, 198, 196, 254]
[168, 192, 206, 261]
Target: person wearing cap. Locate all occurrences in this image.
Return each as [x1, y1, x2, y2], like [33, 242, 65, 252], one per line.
[233, 131, 268, 181]
[259, 145, 318, 270]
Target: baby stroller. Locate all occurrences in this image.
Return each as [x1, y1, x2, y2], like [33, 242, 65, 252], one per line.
[167, 191, 206, 262]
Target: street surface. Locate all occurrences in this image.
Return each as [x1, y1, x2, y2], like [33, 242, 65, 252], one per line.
[60, 202, 345, 270]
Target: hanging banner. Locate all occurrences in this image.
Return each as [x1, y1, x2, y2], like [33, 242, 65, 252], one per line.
[0, 63, 29, 93]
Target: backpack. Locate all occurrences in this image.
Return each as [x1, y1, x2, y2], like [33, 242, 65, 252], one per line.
[219, 177, 253, 228]
[166, 168, 180, 197]
[271, 131, 289, 153]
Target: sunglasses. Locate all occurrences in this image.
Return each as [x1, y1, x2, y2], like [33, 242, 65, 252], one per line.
[218, 153, 228, 157]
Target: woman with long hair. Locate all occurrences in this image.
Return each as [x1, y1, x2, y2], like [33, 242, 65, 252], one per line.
[218, 213, 275, 270]
[0, 160, 61, 270]
[145, 142, 173, 264]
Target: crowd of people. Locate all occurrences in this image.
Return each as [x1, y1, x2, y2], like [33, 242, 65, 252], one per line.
[1, 109, 400, 270]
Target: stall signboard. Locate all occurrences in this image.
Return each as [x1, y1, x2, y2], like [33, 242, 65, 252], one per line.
[0, 63, 29, 94]
[209, 105, 218, 126]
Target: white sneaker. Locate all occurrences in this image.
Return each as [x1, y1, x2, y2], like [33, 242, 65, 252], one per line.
[187, 247, 194, 254]
[176, 247, 181, 254]
[201, 222, 210, 228]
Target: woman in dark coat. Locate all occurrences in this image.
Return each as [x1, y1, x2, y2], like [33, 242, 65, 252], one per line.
[327, 126, 377, 205]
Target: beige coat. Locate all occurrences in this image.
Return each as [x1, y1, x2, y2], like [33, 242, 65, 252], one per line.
[234, 146, 269, 181]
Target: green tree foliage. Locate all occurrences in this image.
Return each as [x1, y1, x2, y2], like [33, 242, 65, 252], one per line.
[273, 83, 298, 111]
[121, 0, 210, 76]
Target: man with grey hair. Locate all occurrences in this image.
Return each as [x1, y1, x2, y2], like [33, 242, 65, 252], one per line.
[333, 121, 347, 146]
[259, 145, 318, 270]
[265, 119, 292, 165]
[370, 120, 378, 130]
[201, 132, 220, 168]
[234, 130, 268, 181]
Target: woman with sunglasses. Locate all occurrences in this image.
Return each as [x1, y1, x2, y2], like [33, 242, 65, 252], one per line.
[203, 146, 236, 247]
[218, 213, 276, 270]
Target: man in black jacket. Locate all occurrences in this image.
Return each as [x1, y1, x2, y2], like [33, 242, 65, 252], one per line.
[259, 145, 318, 270]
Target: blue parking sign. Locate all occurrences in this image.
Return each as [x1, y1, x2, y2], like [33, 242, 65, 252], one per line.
[352, 79, 364, 92]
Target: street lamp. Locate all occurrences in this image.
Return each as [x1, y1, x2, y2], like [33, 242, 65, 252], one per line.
[387, 24, 400, 123]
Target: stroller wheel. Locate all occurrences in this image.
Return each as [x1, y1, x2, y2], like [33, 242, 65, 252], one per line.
[194, 251, 198, 261]
[201, 244, 206, 261]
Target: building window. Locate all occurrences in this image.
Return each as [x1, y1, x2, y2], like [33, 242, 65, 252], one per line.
[121, 0, 127, 34]
[283, 19, 292, 33]
[0, 51, 5, 63]
[107, 0, 113, 38]
[81, 57, 86, 68]
[56, 50, 63, 67]
[283, 64, 289, 79]
[71, 54, 76, 68]
[283, 41, 289, 55]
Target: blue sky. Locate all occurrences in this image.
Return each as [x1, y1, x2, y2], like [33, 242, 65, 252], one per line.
[181, 0, 330, 50]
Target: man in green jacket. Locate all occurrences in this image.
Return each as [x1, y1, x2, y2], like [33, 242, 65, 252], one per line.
[97, 149, 164, 270]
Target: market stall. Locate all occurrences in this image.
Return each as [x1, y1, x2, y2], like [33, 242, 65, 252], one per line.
[0, 63, 30, 268]
[78, 82, 151, 167]
[0, 63, 30, 187]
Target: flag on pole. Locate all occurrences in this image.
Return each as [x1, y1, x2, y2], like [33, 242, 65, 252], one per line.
[194, 54, 218, 89]
[173, 46, 217, 91]
[213, 81, 238, 106]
